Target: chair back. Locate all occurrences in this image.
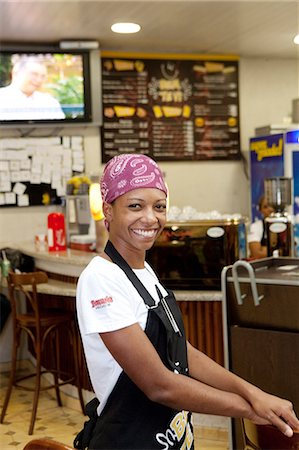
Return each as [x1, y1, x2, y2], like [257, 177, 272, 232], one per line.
[242, 418, 299, 449]
[23, 438, 75, 450]
[7, 271, 48, 322]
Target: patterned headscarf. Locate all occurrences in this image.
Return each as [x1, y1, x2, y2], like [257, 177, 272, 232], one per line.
[100, 153, 167, 204]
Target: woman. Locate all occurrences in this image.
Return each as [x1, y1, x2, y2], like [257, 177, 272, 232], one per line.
[248, 196, 274, 259]
[75, 154, 298, 449]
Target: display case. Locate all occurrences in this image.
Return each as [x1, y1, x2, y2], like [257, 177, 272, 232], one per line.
[146, 218, 247, 290]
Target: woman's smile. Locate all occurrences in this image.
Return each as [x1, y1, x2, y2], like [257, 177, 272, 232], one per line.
[131, 227, 159, 239]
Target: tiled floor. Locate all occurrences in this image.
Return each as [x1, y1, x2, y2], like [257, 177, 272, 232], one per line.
[0, 363, 229, 450]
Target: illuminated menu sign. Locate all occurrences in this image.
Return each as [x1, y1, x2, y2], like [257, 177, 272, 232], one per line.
[101, 54, 240, 162]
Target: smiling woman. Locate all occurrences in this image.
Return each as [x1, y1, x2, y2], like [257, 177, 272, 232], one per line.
[74, 153, 299, 450]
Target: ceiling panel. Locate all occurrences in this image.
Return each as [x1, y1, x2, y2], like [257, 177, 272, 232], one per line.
[0, 1, 298, 58]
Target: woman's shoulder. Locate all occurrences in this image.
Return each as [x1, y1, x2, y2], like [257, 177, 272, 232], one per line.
[250, 219, 263, 231]
[80, 255, 125, 281]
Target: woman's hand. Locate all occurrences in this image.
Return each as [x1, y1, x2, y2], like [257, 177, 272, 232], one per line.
[247, 390, 299, 437]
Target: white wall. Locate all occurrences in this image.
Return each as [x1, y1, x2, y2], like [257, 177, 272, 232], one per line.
[0, 57, 298, 247]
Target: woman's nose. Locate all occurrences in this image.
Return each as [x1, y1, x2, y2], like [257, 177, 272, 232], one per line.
[142, 207, 158, 223]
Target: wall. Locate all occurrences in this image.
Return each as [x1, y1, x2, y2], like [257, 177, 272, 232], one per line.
[0, 57, 298, 247]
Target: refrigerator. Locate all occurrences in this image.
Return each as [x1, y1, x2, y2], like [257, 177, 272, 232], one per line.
[249, 129, 299, 256]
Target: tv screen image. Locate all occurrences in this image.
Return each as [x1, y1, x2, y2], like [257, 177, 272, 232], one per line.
[0, 51, 91, 124]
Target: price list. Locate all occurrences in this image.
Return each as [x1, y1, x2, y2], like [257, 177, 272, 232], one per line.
[101, 55, 240, 161]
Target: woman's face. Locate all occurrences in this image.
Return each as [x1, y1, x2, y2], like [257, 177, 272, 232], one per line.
[260, 199, 274, 218]
[105, 187, 167, 253]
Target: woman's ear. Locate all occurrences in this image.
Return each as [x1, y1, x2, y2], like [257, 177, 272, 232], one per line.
[103, 202, 113, 224]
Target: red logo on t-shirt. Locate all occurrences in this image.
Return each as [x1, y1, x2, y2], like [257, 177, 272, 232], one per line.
[91, 296, 113, 309]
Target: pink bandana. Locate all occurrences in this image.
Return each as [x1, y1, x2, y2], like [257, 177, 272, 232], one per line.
[100, 154, 167, 204]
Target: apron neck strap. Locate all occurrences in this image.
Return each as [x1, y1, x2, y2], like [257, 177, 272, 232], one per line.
[104, 240, 156, 307]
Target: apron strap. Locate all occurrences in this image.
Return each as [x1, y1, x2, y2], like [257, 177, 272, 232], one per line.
[104, 240, 188, 374]
[104, 240, 156, 307]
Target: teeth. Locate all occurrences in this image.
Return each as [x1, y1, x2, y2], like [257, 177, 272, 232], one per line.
[133, 229, 156, 237]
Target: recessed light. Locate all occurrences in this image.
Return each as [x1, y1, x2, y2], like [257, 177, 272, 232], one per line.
[293, 34, 299, 45]
[111, 22, 141, 34]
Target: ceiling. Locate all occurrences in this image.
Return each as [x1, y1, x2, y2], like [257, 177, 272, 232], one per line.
[0, 0, 299, 59]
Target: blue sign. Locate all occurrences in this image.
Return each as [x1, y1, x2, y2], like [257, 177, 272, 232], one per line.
[250, 134, 284, 221]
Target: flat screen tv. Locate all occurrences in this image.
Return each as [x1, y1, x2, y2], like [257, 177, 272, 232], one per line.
[0, 48, 92, 125]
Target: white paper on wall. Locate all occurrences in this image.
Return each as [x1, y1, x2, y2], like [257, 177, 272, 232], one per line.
[0, 181, 11, 192]
[13, 182, 27, 195]
[11, 171, 21, 182]
[0, 161, 9, 171]
[0, 172, 10, 182]
[10, 160, 21, 171]
[0, 135, 85, 206]
[63, 136, 71, 148]
[72, 164, 84, 172]
[19, 171, 31, 182]
[31, 173, 41, 184]
[41, 172, 51, 184]
[5, 192, 16, 204]
[20, 159, 31, 170]
[31, 164, 42, 174]
[17, 194, 29, 207]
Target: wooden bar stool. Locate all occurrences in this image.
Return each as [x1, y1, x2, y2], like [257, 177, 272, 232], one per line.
[242, 418, 299, 449]
[0, 271, 85, 435]
[23, 438, 75, 450]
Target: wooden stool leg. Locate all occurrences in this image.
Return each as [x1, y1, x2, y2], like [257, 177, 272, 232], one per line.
[71, 323, 85, 413]
[53, 329, 62, 407]
[29, 346, 42, 435]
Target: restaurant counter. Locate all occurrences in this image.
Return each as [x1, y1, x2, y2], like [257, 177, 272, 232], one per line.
[11, 243, 224, 391]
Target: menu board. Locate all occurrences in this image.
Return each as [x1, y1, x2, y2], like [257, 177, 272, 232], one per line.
[101, 53, 240, 162]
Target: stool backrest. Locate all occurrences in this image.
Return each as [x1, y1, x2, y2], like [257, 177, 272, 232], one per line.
[7, 271, 48, 323]
[242, 419, 299, 449]
[23, 438, 75, 450]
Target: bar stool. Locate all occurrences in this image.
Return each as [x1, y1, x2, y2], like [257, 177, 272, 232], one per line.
[0, 271, 85, 435]
[242, 418, 299, 449]
[23, 438, 75, 450]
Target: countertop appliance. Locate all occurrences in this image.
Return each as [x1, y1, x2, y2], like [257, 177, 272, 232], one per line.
[222, 257, 299, 449]
[65, 194, 91, 244]
[146, 218, 247, 290]
[264, 176, 293, 256]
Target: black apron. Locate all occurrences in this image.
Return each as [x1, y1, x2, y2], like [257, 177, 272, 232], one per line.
[75, 241, 194, 450]
[261, 219, 267, 246]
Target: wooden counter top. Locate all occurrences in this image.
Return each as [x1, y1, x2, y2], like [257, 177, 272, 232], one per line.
[38, 281, 222, 301]
[16, 242, 222, 301]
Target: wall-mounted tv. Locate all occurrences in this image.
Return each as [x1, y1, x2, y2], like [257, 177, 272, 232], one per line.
[0, 47, 92, 125]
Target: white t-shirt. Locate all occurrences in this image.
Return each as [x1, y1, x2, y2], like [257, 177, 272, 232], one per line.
[76, 255, 168, 415]
[247, 220, 264, 244]
[0, 85, 65, 120]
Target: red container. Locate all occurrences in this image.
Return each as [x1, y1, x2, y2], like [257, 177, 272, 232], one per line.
[47, 212, 66, 252]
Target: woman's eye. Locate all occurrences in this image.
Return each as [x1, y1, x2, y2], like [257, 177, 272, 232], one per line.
[129, 203, 141, 209]
[156, 204, 166, 211]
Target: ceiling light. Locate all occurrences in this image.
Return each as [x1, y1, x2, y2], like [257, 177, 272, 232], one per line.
[294, 34, 299, 45]
[111, 22, 141, 34]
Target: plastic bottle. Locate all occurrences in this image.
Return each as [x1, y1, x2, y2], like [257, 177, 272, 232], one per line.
[47, 212, 67, 252]
[1, 250, 11, 278]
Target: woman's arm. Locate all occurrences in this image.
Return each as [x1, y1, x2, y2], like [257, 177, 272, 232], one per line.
[187, 342, 298, 436]
[249, 241, 267, 259]
[100, 324, 299, 436]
